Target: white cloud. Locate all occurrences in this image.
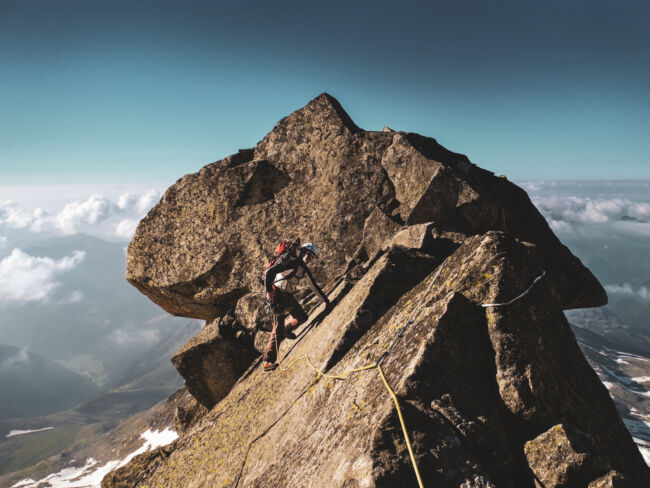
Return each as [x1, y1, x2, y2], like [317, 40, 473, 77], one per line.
[117, 193, 139, 211]
[605, 283, 650, 302]
[520, 181, 550, 193]
[0, 235, 6, 249]
[0, 188, 162, 241]
[111, 327, 160, 346]
[59, 290, 84, 304]
[135, 190, 160, 214]
[531, 194, 650, 225]
[547, 218, 574, 234]
[55, 194, 119, 234]
[520, 183, 650, 243]
[0, 248, 85, 304]
[117, 189, 159, 214]
[0, 201, 42, 230]
[114, 219, 139, 240]
[0, 347, 29, 369]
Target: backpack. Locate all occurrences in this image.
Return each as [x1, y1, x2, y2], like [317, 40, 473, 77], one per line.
[259, 238, 301, 287]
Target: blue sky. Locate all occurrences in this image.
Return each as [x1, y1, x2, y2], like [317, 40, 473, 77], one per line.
[1, 0, 649, 184]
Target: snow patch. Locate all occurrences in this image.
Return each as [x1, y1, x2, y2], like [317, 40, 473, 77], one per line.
[633, 441, 650, 465]
[625, 418, 650, 466]
[599, 364, 650, 397]
[11, 428, 178, 488]
[6, 427, 54, 438]
[602, 381, 615, 391]
[10, 479, 36, 487]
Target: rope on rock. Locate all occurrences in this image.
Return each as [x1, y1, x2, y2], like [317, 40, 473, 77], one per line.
[263, 265, 545, 488]
[266, 267, 450, 486]
[481, 271, 546, 308]
[273, 289, 433, 488]
[377, 363, 425, 488]
[275, 352, 424, 488]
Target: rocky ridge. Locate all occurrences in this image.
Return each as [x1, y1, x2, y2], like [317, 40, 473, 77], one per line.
[111, 94, 648, 487]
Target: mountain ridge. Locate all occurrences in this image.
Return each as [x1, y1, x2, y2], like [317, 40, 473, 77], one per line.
[110, 94, 647, 487]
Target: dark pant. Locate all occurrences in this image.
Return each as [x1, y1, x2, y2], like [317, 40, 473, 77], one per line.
[263, 291, 308, 364]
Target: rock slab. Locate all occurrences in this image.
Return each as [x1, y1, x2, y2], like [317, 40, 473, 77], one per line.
[111, 233, 647, 487]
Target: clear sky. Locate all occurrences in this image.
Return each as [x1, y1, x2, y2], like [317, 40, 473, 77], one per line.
[1, 0, 649, 184]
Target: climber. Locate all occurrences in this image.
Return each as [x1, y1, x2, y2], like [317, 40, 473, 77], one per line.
[262, 242, 330, 371]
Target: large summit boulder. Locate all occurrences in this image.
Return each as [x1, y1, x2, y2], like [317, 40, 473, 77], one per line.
[110, 95, 648, 488]
[126, 93, 605, 321]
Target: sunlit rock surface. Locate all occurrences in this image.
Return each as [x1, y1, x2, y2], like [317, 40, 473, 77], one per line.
[111, 94, 649, 487]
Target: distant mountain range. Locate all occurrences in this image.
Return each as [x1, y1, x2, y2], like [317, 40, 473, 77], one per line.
[0, 343, 98, 419]
[0, 232, 201, 478]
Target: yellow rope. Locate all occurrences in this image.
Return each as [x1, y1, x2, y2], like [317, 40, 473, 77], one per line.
[274, 351, 424, 488]
[265, 270, 439, 487]
[377, 364, 425, 488]
[279, 353, 376, 379]
[262, 261, 541, 487]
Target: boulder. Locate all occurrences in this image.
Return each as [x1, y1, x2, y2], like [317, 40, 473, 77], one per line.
[172, 389, 208, 433]
[380, 133, 459, 225]
[524, 424, 606, 487]
[589, 471, 635, 488]
[361, 207, 401, 258]
[102, 444, 175, 488]
[170, 317, 258, 409]
[114, 94, 639, 487]
[111, 232, 648, 487]
[390, 222, 434, 250]
[234, 291, 270, 333]
[126, 93, 605, 321]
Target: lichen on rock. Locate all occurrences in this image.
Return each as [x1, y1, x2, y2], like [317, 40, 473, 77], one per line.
[113, 94, 648, 488]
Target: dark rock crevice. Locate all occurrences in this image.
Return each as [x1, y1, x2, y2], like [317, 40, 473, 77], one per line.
[233, 160, 290, 207]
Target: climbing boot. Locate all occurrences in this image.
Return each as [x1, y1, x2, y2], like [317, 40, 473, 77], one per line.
[263, 362, 278, 372]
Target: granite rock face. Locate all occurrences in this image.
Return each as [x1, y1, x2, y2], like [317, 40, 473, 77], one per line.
[126, 93, 605, 321]
[112, 94, 648, 488]
[112, 233, 647, 487]
[524, 424, 607, 487]
[170, 317, 258, 409]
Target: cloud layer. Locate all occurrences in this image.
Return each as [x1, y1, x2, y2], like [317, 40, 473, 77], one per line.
[520, 181, 650, 238]
[0, 188, 162, 241]
[0, 249, 85, 304]
[533, 195, 650, 225]
[605, 284, 650, 303]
